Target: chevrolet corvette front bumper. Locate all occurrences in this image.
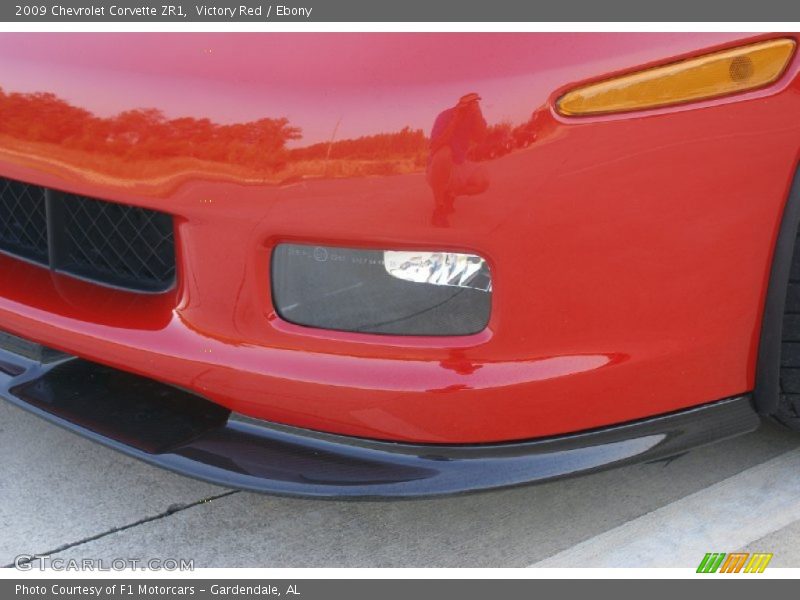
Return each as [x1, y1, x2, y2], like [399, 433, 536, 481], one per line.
[0, 331, 760, 498]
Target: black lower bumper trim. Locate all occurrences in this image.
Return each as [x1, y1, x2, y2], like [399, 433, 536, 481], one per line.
[0, 332, 761, 498]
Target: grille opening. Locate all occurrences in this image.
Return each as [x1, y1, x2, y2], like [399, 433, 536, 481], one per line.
[0, 176, 176, 293]
[0, 178, 48, 264]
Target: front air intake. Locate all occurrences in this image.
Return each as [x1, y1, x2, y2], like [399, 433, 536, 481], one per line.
[0, 176, 175, 293]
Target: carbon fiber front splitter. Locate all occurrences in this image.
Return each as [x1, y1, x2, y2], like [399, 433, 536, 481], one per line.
[0, 331, 761, 499]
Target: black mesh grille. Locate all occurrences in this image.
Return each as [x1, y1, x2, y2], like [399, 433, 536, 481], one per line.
[59, 194, 176, 292]
[0, 178, 48, 264]
[0, 176, 176, 293]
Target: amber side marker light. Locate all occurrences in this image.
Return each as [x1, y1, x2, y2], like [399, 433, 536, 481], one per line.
[557, 38, 797, 117]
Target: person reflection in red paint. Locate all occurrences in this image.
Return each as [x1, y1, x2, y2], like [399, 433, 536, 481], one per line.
[426, 93, 490, 227]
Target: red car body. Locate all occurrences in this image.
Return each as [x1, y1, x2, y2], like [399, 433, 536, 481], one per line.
[0, 32, 797, 496]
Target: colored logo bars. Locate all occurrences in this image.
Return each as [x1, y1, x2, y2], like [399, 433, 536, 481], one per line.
[697, 553, 773, 573]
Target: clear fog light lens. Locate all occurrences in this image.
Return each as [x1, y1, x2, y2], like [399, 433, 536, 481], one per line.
[383, 250, 492, 292]
[271, 244, 491, 335]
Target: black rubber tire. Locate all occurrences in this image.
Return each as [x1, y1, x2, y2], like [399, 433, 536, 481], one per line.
[776, 228, 800, 430]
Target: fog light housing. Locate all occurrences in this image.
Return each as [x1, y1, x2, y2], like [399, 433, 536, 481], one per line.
[271, 244, 491, 335]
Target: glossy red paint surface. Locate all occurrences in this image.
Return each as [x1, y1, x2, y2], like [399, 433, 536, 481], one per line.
[1, 33, 799, 443]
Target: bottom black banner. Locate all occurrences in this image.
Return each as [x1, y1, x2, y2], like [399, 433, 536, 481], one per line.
[0, 579, 792, 600]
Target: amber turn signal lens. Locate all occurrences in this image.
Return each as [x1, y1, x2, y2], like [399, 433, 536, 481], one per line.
[557, 38, 796, 116]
